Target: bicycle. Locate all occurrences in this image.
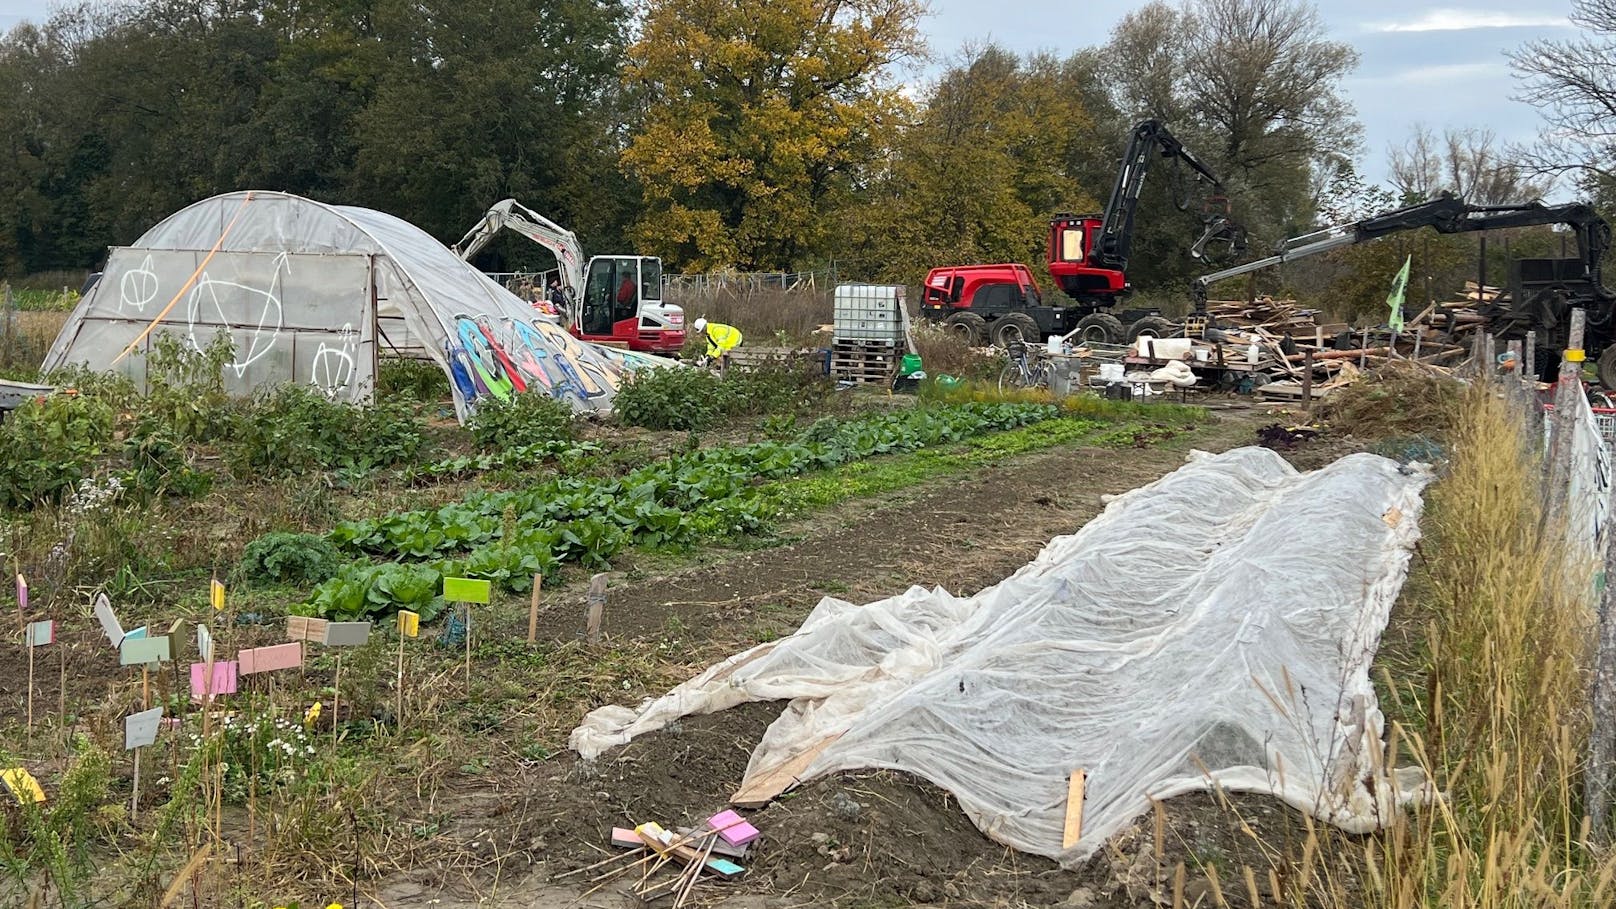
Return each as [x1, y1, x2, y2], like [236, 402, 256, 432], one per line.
[998, 341, 1051, 392]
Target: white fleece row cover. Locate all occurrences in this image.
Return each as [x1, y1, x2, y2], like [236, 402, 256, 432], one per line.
[571, 447, 1434, 862]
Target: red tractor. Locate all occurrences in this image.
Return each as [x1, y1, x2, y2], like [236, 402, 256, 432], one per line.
[921, 120, 1244, 346]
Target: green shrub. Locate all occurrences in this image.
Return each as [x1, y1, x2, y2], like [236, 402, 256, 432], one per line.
[0, 393, 115, 508]
[378, 357, 451, 403]
[142, 332, 237, 441]
[229, 384, 426, 476]
[725, 359, 832, 415]
[240, 532, 345, 585]
[613, 367, 728, 430]
[466, 391, 576, 449]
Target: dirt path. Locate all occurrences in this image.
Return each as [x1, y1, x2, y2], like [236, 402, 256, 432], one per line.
[378, 409, 1301, 909]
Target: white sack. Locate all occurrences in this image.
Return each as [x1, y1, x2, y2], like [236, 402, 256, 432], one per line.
[571, 447, 1433, 862]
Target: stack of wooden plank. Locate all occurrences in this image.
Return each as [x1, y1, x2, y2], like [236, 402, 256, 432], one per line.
[1203, 297, 1321, 334]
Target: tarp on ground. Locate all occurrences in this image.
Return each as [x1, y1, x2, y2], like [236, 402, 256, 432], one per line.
[570, 447, 1434, 862]
[41, 190, 645, 421]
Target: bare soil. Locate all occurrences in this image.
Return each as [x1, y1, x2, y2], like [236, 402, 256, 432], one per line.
[372, 406, 1365, 908]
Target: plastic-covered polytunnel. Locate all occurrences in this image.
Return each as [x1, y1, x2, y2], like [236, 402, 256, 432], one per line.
[42, 190, 649, 420]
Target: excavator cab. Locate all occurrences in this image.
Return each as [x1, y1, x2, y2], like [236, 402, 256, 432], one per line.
[575, 255, 684, 352]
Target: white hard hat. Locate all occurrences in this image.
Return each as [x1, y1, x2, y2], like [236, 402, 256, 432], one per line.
[693, 317, 708, 332]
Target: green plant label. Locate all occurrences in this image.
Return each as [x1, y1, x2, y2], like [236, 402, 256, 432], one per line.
[443, 577, 491, 604]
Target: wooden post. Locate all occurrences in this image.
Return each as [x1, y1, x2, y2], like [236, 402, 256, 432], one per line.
[332, 652, 342, 749]
[528, 574, 542, 644]
[26, 636, 34, 745]
[396, 633, 405, 728]
[586, 573, 608, 645]
[1358, 328, 1370, 369]
[1484, 333, 1497, 376]
[1545, 310, 1587, 528]
[1589, 516, 1616, 843]
[1526, 330, 1538, 382]
[1301, 351, 1314, 416]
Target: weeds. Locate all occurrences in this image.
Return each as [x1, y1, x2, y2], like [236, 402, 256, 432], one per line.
[466, 390, 575, 449]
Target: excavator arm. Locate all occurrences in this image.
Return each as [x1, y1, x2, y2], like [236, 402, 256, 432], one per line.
[452, 199, 588, 300]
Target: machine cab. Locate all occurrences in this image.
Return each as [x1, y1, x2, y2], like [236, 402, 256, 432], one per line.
[577, 255, 685, 353]
[1047, 214, 1126, 300]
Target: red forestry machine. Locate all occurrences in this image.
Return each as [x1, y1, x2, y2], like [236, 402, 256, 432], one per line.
[920, 119, 1245, 347]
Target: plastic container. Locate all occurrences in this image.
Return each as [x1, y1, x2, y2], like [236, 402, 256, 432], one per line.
[833, 284, 907, 343]
[899, 353, 923, 376]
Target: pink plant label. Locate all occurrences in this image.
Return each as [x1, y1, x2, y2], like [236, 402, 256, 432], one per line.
[189, 661, 239, 700]
[238, 642, 303, 674]
[709, 809, 760, 846]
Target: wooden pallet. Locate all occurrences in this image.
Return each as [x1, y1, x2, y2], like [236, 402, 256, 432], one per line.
[831, 339, 900, 384]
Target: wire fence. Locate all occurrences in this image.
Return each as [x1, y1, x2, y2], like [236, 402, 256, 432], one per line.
[663, 269, 834, 299]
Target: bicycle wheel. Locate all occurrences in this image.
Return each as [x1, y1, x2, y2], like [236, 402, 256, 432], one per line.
[1029, 363, 1052, 389]
[998, 363, 1027, 392]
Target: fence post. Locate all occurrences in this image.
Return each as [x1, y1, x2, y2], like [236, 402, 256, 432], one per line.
[1526, 330, 1537, 382]
[1545, 309, 1587, 531]
[1, 283, 13, 369]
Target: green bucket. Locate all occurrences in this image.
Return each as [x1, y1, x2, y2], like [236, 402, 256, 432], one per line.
[899, 353, 923, 376]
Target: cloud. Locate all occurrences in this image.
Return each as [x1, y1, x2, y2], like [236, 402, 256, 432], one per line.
[1369, 9, 1569, 32]
[1351, 62, 1509, 86]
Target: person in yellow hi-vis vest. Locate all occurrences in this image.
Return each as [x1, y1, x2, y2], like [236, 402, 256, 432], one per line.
[692, 317, 742, 365]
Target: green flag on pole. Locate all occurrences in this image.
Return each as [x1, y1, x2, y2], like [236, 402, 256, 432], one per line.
[1387, 254, 1411, 333]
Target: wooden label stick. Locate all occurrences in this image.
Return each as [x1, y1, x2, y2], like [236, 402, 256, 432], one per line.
[586, 573, 608, 645]
[528, 574, 542, 644]
[1062, 769, 1087, 850]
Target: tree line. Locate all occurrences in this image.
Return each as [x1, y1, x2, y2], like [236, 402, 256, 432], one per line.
[1, 0, 1612, 307]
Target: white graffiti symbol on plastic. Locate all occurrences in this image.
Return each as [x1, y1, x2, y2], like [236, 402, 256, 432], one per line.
[185, 253, 287, 378]
[310, 323, 358, 398]
[118, 255, 160, 313]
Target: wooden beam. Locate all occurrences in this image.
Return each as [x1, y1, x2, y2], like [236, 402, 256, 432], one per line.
[731, 732, 844, 807]
[1062, 770, 1086, 850]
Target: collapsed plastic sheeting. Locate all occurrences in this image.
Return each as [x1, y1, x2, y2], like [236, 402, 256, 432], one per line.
[42, 190, 652, 421]
[571, 447, 1434, 862]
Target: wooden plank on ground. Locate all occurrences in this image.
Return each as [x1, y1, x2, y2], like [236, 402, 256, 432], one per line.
[1063, 770, 1086, 850]
[731, 732, 845, 807]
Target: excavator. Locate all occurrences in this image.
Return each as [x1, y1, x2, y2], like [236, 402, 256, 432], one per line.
[921, 119, 1245, 346]
[453, 199, 687, 355]
[1189, 194, 1616, 384]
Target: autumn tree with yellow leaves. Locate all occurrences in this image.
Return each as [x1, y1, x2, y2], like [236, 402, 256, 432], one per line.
[621, 0, 924, 272]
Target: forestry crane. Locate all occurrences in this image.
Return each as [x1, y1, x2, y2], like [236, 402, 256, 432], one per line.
[1189, 194, 1616, 383]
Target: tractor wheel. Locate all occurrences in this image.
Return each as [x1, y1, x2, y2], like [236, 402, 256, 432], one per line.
[1073, 312, 1125, 345]
[1126, 315, 1178, 343]
[991, 312, 1042, 348]
[1599, 344, 1616, 390]
[944, 311, 988, 346]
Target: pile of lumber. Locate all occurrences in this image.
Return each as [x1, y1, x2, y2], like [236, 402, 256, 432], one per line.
[1203, 297, 1320, 334]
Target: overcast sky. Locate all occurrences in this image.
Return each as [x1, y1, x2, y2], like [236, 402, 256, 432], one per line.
[0, 0, 1577, 194]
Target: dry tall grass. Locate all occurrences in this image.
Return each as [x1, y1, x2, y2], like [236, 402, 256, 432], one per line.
[665, 286, 832, 345]
[1361, 381, 1610, 908]
[1204, 381, 1615, 908]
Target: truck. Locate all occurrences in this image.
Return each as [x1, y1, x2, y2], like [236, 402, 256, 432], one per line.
[1189, 194, 1616, 384]
[919, 120, 1244, 347]
[453, 199, 686, 355]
